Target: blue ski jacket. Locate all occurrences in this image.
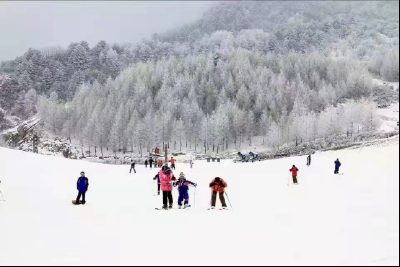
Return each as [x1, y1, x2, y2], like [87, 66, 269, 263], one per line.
[153, 174, 161, 184]
[335, 160, 341, 168]
[77, 176, 89, 192]
[174, 179, 196, 194]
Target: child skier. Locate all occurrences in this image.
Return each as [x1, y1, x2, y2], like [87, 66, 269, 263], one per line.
[289, 165, 299, 184]
[334, 159, 341, 174]
[174, 172, 197, 209]
[209, 177, 228, 209]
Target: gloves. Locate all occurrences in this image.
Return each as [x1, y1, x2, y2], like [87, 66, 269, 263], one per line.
[220, 184, 225, 188]
[193, 183, 197, 187]
[210, 182, 215, 187]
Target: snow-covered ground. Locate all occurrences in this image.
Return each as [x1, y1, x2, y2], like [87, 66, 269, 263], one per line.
[0, 138, 399, 265]
[377, 102, 399, 133]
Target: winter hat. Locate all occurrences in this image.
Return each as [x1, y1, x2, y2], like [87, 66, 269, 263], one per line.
[214, 177, 221, 183]
[179, 172, 185, 178]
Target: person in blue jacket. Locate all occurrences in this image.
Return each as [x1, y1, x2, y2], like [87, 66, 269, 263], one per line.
[153, 171, 161, 196]
[174, 172, 197, 209]
[334, 159, 341, 174]
[76, 171, 89, 204]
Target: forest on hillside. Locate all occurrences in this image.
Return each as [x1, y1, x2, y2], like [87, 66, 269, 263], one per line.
[1, 1, 399, 154]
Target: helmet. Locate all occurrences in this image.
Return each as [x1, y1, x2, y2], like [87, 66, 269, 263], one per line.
[164, 167, 171, 175]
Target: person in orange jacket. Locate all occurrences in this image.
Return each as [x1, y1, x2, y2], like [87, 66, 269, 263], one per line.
[209, 177, 228, 209]
[289, 165, 299, 184]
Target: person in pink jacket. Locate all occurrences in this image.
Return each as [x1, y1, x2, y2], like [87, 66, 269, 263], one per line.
[159, 166, 176, 210]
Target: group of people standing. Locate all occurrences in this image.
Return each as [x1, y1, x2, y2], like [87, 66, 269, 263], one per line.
[74, 153, 342, 207]
[288, 154, 342, 185]
[153, 165, 228, 210]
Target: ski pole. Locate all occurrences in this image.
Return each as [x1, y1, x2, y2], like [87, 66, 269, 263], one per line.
[194, 186, 196, 209]
[0, 181, 5, 201]
[224, 191, 233, 209]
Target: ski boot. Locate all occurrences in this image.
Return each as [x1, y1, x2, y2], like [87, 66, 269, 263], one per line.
[169, 204, 173, 209]
[162, 205, 168, 210]
[184, 204, 189, 209]
[178, 205, 182, 209]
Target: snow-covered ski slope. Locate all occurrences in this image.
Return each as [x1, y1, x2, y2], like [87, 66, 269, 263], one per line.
[0, 138, 399, 266]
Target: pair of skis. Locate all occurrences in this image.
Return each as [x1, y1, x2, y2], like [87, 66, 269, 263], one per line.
[155, 205, 191, 210]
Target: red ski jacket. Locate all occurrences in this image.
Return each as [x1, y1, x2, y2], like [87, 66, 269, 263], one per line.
[290, 167, 299, 177]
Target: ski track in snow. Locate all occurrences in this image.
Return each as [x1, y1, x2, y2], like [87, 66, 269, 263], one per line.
[0, 141, 399, 265]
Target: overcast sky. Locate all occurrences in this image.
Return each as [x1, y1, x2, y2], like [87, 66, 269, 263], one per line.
[0, 1, 217, 62]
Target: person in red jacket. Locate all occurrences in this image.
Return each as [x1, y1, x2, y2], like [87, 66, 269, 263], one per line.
[159, 166, 176, 209]
[170, 157, 176, 170]
[209, 177, 228, 209]
[289, 165, 299, 184]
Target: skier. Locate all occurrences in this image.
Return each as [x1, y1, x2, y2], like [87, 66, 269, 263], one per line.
[149, 157, 154, 169]
[153, 172, 161, 195]
[130, 159, 136, 173]
[289, 165, 299, 184]
[209, 177, 228, 210]
[307, 154, 311, 166]
[76, 171, 89, 204]
[334, 159, 341, 174]
[174, 172, 197, 209]
[158, 160, 163, 168]
[159, 166, 176, 209]
[170, 157, 176, 170]
[145, 159, 148, 168]
[190, 159, 194, 169]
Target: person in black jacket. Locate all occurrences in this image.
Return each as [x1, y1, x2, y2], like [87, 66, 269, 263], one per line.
[145, 159, 148, 168]
[149, 157, 154, 169]
[130, 159, 136, 173]
[307, 154, 311, 166]
[76, 171, 89, 204]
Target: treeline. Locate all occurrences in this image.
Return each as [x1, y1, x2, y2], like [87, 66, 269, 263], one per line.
[37, 50, 380, 156]
[1, 1, 398, 123]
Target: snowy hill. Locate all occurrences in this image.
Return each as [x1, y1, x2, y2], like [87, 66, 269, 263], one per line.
[0, 137, 398, 265]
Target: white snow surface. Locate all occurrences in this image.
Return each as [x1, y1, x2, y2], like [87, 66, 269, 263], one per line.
[0, 140, 399, 265]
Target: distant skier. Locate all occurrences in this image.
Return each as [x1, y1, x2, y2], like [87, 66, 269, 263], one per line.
[170, 157, 176, 170]
[334, 159, 341, 174]
[159, 166, 176, 209]
[76, 171, 89, 204]
[153, 172, 161, 195]
[174, 172, 197, 209]
[289, 165, 299, 184]
[158, 160, 163, 168]
[190, 159, 194, 169]
[307, 154, 311, 166]
[145, 159, 148, 168]
[149, 157, 154, 169]
[209, 177, 228, 210]
[130, 159, 136, 173]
